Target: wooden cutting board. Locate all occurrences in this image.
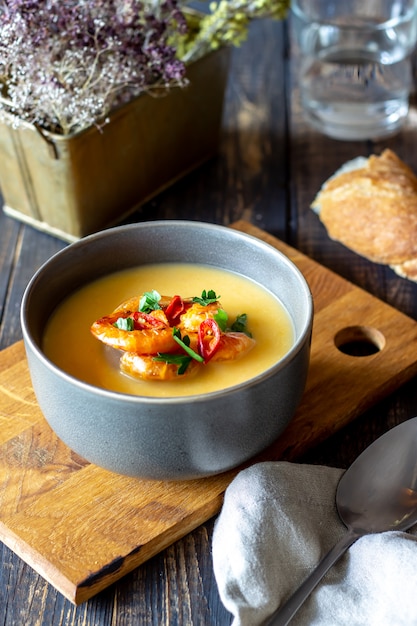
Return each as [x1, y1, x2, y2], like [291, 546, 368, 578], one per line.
[1, 220, 417, 605]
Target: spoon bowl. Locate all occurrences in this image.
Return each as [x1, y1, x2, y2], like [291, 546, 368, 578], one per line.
[337, 418, 417, 534]
[266, 417, 417, 625]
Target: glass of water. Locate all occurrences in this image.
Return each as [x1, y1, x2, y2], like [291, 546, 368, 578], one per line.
[291, 0, 417, 140]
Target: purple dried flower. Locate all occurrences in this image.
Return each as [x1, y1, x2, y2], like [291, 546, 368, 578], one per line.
[0, 0, 188, 134]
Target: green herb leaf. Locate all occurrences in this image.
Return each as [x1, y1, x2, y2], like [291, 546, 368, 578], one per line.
[173, 327, 204, 362]
[192, 289, 219, 306]
[113, 317, 134, 331]
[177, 358, 192, 376]
[139, 290, 161, 313]
[214, 308, 228, 331]
[153, 353, 193, 375]
[230, 313, 252, 337]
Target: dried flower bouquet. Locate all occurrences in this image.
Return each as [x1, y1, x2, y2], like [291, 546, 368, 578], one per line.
[0, 0, 289, 136]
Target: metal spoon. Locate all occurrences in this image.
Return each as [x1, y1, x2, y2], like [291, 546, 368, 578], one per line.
[265, 417, 417, 626]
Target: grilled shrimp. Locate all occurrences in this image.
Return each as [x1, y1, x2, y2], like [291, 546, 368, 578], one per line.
[211, 332, 256, 362]
[120, 352, 200, 381]
[91, 292, 256, 381]
[90, 299, 177, 354]
[178, 302, 220, 333]
[119, 331, 255, 381]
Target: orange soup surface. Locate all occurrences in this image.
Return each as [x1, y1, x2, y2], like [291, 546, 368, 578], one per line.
[43, 263, 294, 397]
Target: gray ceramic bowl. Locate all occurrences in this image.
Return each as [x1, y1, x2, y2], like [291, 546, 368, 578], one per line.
[21, 221, 313, 480]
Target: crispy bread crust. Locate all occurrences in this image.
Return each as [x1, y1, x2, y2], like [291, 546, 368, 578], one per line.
[312, 150, 417, 279]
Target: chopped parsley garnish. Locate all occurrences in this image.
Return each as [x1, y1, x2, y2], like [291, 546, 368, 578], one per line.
[231, 313, 252, 337]
[113, 317, 134, 331]
[139, 290, 161, 313]
[153, 353, 193, 376]
[212, 309, 252, 337]
[154, 328, 204, 375]
[192, 289, 219, 306]
[172, 327, 204, 362]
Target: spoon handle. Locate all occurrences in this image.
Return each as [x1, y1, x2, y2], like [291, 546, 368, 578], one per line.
[264, 529, 360, 626]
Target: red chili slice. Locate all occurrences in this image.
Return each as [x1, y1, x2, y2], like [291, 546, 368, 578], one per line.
[132, 311, 167, 330]
[165, 295, 185, 325]
[198, 319, 221, 363]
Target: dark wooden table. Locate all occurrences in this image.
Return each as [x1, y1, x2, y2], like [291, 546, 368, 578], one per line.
[1, 17, 417, 626]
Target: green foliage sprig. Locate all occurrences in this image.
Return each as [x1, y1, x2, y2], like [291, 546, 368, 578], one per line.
[181, 0, 290, 62]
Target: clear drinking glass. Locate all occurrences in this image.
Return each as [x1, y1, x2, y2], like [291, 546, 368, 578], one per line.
[291, 0, 417, 140]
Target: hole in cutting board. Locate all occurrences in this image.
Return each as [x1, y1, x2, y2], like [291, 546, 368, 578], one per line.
[334, 325, 386, 357]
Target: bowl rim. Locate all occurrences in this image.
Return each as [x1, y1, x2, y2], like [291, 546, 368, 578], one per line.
[21, 220, 313, 405]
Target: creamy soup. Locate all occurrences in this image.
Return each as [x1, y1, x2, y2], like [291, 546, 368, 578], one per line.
[43, 263, 294, 397]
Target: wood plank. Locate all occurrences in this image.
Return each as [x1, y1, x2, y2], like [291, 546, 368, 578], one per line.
[1, 220, 417, 604]
[0, 342, 44, 444]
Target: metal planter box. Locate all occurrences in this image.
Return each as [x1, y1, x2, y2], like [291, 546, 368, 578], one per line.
[0, 47, 230, 241]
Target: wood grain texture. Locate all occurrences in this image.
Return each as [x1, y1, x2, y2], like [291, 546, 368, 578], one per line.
[0, 221, 417, 604]
[1, 17, 417, 625]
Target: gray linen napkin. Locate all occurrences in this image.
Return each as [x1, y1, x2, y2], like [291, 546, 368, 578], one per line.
[212, 462, 417, 626]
